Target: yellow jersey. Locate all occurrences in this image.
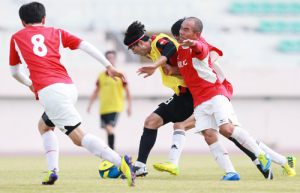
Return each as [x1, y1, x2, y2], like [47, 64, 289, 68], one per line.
[98, 70, 125, 115]
[147, 33, 187, 96]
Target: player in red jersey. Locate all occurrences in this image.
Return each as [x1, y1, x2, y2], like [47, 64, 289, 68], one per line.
[174, 17, 273, 180]
[154, 18, 296, 178]
[9, 2, 135, 186]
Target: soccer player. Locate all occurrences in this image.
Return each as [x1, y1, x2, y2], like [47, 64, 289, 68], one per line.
[171, 16, 272, 180]
[123, 21, 270, 180]
[9, 2, 135, 186]
[154, 18, 296, 178]
[87, 51, 132, 150]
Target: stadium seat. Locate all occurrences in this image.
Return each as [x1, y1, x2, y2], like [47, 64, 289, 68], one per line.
[259, 21, 300, 33]
[279, 40, 300, 52]
[231, 2, 300, 14]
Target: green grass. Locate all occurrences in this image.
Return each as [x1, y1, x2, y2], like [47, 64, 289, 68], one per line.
[0, 155, 299, 193]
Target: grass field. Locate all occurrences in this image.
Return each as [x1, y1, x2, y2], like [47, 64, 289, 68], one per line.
[0, 155, 299, 193]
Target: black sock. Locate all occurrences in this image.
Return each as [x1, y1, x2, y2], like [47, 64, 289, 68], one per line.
[137, 127, 158, 164]
[228, 137, 257, 161]
[108, 134, 114, 150]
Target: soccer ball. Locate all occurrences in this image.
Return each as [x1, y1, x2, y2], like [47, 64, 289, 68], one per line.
[99, 160, 121, 179]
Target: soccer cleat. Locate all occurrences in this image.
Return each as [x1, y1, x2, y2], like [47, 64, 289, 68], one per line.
[283, 156, 296, 177]
[256, 164, 273, 180]
[42, 168, 58, 185]
[153, 162, 180, 176]
[133, 166, 148, 177]
[220, 172, 241, 181]
[120, 155, 136, 186]
[257, 153, 271, 172]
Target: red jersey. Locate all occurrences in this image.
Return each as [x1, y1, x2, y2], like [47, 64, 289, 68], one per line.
[177, 37, 229, 108]
[9, 25, 83, 99]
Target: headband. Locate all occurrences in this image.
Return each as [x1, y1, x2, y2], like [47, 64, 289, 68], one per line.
[128, 34, 145, 48]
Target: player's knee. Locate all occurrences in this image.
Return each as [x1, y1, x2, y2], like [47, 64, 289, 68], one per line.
[220, 124, 235, 138]
[144, 115, 160, 129]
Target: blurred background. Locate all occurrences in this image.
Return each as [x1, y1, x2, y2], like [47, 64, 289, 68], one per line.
[0, 0, 299, 156]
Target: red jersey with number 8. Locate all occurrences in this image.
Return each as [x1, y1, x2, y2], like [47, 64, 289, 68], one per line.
[9, 25, 82, 95]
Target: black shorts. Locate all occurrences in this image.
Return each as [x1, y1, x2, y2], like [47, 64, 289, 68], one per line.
[100, 112, 120, 128]
[154, 89, 194, 125]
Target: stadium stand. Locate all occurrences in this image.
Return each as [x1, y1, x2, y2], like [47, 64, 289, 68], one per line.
[231, 2, 300, 14]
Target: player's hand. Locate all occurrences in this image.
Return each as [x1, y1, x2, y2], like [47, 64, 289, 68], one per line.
[87, 106, 91, 114]
[107, 65, 127, 82]
[137, 64, 157, 78]
[29, 85, 35, 93]
[127, 108, 131, 117]
[162, 64, 173, 75]
[181, 39, 196, 47]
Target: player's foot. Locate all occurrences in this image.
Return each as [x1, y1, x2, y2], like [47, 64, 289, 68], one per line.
[153, 162, 180, 176]
[257, 153, 271, 172]
[283, 156, 296, 177]
[256, 165, 273, 180]
[220, 172, 241, 181]
[133, 165, 148, 177]
[42, 168, 58, 185]
[120, 155, 136, 186]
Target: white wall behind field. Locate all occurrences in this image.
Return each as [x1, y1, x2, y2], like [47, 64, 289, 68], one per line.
[0, 97, 299, 156]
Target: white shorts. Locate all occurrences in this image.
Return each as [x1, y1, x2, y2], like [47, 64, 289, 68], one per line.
[194, 95, 232, 134]
[229, 102, 241, 127]
[38, 83, 82, 134]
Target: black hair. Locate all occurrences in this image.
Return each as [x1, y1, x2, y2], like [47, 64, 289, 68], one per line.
[19, 2, 46, 24]
[187, 17, 203, 34]
[171, 17, 186, 37]
[105, 51, 116, 58]
[124, 21, 150, 49]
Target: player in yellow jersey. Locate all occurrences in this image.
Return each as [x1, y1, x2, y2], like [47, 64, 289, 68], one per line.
[87, 51, 132, 150]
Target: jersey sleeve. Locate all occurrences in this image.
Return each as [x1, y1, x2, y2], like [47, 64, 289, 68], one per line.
[9, 36, 21, 66]
[207, 43, 223, 56]
[156, 38, 177, 60]
[59, 29, 83, 50]
[191, 40, 209, 60]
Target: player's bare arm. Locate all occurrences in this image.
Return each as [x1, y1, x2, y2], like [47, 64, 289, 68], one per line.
[77, 41, 126, 82]
[137, 56, 167, 78]
[124, 85, 132, 116]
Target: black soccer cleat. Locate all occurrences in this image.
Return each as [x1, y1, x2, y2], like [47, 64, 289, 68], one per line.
[256, 164, 273, 180]
[133, 166, 148, 177]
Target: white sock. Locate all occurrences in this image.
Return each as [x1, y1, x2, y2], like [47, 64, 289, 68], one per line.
[231, 127, 265, 156]
[81, 134, 122, 167]
[134, 161, 146, 168]
[169, 130, 186, 166]
[42, 130, 59, 172]
[256, 141, 287, 167]
[209, 141, 236, 173]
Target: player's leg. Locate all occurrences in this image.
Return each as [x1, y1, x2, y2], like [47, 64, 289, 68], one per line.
[105, 124, 115, 149]
[39, 83, 135, 186]
[103, 113, 119, 150]
[256, 140, 296, 177]
[195, 99, 240, 181]
[216, 96, 271, 172]
[134, 96, 176, 176]
[39, 113, 58, 185]
[202, 128, 239, 179]
[153, 115, 194, 175]
[68, 125, 135, 186]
